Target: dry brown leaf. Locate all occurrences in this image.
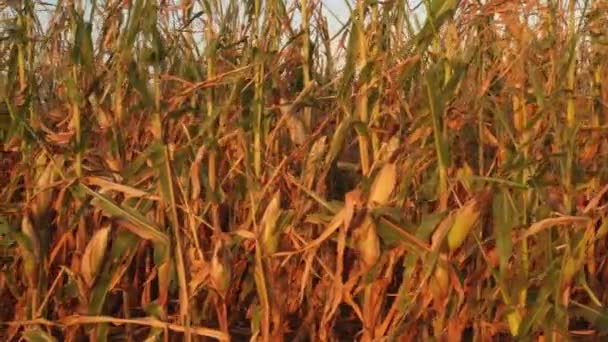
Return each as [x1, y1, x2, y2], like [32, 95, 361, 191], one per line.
[343, 189, 364, 231]
[375, 136, 400, 164]
[45, 131, 74, 145]
[188, 251, 209, 294]
[583, 183, 608, 214]
[190, 145, 205, 200]
[54, 315, 229, 341]
[520, 216, 589, 241]
[447, 309, 466, 342]
[408, 126, 432, 144]
[84, 176, 154, 199]
[274, 189, 363, 256]
[303, 136, 327, 188]
[285, 113, 307, 146]
[209, 241, 230, 297]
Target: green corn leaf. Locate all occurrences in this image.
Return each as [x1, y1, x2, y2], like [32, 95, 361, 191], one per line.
[77, 184, 169, 246]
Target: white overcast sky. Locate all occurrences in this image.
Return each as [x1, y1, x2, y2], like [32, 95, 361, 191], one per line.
[321, 0, 425, 33]
[322, 0, 351, 32]
[27, 0, 426, 60]
[32, 0, 425, 36]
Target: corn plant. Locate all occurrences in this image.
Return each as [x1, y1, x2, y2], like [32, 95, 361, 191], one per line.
[1, 0, 608, 341]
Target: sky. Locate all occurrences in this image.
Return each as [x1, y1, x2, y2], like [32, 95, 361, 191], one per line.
[322, 0, 351, 33]
[23, 0, 427, 60]
[30, 0, 426, 37]
[319, 0, 425, 35]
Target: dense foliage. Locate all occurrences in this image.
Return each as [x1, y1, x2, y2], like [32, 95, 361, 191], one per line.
[1, 0, 608, 340]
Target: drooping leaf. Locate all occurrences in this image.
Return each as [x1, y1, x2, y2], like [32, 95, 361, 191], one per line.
[77, 184, 168, 245]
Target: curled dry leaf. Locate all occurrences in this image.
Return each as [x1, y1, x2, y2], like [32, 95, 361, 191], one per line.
[376, 136, 400, 164]
[209, 241, 231, 298]
[81, 225, 111, 287]
[45, 131, 74, 145]
[343, 189, 365, 232]
[519, 216, 589, 241]
[188, 255, 209, 295]
[482, 126, 499, 147]
[95, 106, 114, 129]
[190, 145, 205, 200]
[233, 229, 256, 240]
[583, 183, 608, 214]
[303, 136, 327, 188]
[157, 258, 172, 306]
[285, 113, 307, 146]
[84, 176, 153, 199]
[274, 189, 364, 256]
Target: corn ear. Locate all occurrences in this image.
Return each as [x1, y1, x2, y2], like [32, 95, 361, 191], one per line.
[209, 241, 231, 298]
[20, 214, 40, 287]
[31, 162, 55, 223]
[368, 162, 397, 206]
[354, 215, 381, 270]
[429, 259, 450, 301]
[507, 309, 522, 337]
[447, 197, 482, 252]
[81, 225, 111, 287]
[261, 191, 282, 255]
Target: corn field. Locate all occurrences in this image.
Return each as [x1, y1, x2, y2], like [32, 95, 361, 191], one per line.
[1, 0, 608, 340]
